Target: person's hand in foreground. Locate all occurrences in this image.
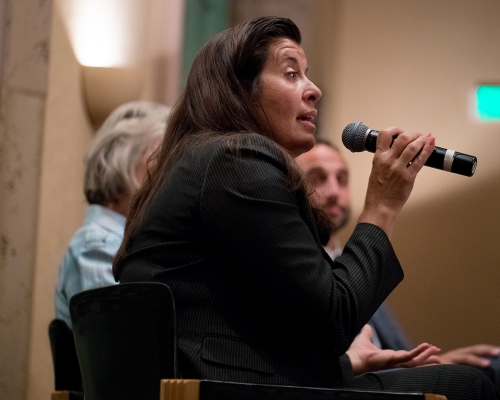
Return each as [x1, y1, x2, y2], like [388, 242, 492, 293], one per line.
[346, 324, 441, 375]
[438, 345, 500, 368]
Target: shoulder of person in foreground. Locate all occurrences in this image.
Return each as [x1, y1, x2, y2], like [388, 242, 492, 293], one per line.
[200, 132, 287, 163]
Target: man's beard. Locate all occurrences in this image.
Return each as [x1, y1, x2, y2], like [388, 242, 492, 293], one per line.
[328, 207, 351, 236]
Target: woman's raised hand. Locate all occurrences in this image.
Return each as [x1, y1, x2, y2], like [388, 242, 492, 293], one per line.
[358, 127, 435, 238]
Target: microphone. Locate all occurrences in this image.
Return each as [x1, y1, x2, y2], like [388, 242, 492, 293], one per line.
[342, 122, 477, 177]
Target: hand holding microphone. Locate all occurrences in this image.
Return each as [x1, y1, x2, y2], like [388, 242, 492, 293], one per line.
[342, 122, 477, 177]
[346, 125, 437, 239]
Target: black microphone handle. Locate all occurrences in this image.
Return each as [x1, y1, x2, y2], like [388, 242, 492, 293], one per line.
[364, 130, 477, 177]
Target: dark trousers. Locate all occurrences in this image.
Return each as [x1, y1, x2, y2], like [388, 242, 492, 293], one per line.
[344, 364, 499, 400]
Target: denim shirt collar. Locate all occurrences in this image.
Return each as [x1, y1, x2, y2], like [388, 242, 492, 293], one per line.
[85, 204, 126, 235]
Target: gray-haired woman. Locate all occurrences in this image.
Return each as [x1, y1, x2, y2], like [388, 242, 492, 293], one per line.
[54, 101, 170, 328]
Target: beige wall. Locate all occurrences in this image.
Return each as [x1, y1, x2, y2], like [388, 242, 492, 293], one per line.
[0, 0, 52, 398]
[26, 5, 94, 400]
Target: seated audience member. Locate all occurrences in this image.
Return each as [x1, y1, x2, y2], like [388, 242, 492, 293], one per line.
[54, 101, 170, 328]
[296, 137, 500, 389]
[113, 17, 498, 399]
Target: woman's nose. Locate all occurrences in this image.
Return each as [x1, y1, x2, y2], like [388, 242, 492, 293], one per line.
[304, 79, 322, 103]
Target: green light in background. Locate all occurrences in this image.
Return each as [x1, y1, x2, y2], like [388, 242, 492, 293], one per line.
[476, 86, 500, 120]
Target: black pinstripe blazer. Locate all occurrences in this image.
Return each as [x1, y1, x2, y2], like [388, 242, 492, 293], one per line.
[118, 133, 403, 388]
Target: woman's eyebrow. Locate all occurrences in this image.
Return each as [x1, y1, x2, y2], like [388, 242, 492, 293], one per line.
[280, 55, 308, 73]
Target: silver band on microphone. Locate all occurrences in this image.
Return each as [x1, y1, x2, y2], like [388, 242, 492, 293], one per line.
[443, 149, 456, 172]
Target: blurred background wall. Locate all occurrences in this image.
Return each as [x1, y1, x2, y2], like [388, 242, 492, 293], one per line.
[0, 1, 498, 399]
[0, 1, 53, 398]
[322, 0, 500, 354]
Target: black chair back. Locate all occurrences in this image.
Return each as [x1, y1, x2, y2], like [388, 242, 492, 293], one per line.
[48, 318, 83, 393]
[69, 282, 178, 400]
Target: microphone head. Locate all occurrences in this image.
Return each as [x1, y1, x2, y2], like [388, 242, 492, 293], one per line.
[342, 121, 369, 152]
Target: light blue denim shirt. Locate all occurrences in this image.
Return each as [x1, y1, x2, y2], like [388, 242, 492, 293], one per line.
[54, 204, 126, 327]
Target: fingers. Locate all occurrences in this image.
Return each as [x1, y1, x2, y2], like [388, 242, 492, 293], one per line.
[440, 352, 490, 368]
[422, 355, 441, 365]
[394, 343, 441, 368]
[406, 134, 435, 174]
[359, 324, 374, 339]
[397, 357, 441, 368]
[409, 345, 441, 365]
[360, 125, 435, 238]
[377, 127, 436, 172]
[376, 126, 403, 151]
[440, 346, 500, 367]
[465, 344, 500, 357]
[459, 354, 492, 368]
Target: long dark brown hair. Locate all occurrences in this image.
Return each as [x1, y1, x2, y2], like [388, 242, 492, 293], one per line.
[113, 17, 331, 277]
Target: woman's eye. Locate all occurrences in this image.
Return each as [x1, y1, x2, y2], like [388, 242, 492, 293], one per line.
[288, 72, 298, 79]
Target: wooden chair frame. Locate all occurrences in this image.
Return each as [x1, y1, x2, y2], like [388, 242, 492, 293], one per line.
[160, 379, 447, 400]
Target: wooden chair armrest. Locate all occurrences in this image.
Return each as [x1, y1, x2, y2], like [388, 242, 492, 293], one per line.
[51, 390, 84, 400]
[160, 379, 447, 400]
[51, 391, 70, 400]
[161, 379, 200, 400]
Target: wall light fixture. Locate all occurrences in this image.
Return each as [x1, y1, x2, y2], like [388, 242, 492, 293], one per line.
[59, 0, 150, 127]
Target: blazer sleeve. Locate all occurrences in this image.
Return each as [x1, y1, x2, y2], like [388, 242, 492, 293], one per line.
[199, 135, 403, 356]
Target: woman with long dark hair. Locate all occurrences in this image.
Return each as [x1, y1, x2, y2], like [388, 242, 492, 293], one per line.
[113, 17, 497, 399]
